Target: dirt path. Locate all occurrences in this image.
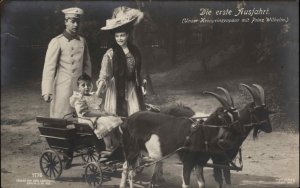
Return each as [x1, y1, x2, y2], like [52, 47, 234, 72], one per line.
[1, 119, 299, 188]
[1, 81, 299, 188]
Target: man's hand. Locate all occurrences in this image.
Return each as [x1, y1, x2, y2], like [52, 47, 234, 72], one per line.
[43, 94, 53, 103]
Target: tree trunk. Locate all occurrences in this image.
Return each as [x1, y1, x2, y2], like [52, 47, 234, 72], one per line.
[133, 2, 155, 95]
[166, 22, 178, 67]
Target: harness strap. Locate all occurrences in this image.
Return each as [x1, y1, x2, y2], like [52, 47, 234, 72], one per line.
[184, 118, 203, 146]
[131, 118, 244, 171]
[188, 118, 211, 152]
[133, 147, 187, 170]
[118, 125, 123, 135]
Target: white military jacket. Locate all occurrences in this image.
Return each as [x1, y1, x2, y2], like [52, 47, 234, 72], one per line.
[42, 32, 92, 118]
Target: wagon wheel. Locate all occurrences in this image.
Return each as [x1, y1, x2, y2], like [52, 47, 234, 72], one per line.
[81, 147, 100, 163]
[39, 150, 62, 180]
[85, 162, 103, 186]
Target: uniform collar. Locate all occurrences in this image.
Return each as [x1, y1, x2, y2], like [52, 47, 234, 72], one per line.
[63, 30, 80, 41]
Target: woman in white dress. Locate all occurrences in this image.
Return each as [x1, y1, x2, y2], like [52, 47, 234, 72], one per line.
[96, 6, 145, 117]
[96, 7, 147, 187]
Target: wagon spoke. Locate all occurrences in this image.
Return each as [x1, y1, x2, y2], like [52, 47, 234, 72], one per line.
[48, 152, 53, 164]
[91, 165, 97, 172]
[49, 167, 52, 178]
[43, 154, 50, 163]
[45, 166, 50, 175]
[42, 156, 49, 163]
[90, 155, 94, 162]
[95, 175, 101, 182]
[53, 166, 59, 175]
[51, 167, 56, 177]
[87, 164, 94, 172]
[93, 153, 99, 160]
[42, 164, 50, 169]
[41, 161, 49, 165]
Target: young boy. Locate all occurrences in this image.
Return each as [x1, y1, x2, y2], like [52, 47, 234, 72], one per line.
[70, 74, 122, 152]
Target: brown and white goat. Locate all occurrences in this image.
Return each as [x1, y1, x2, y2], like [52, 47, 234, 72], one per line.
[118, 89, 239, 188]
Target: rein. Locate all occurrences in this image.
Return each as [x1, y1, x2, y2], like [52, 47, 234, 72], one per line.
[249, 109, 268, 127]
[131, 115, 245, 171]
[133, 146, 187, 170]
[189, 117, 242, 128]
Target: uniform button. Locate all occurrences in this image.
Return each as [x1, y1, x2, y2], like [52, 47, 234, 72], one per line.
[72, 62, 74, 65]
[72, 69, 76, 73]
[71, 47, 74, 50]
[71, 54, 74, 57]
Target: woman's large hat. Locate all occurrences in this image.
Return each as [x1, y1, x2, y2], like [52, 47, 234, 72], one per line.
[101, 6, 144, 31]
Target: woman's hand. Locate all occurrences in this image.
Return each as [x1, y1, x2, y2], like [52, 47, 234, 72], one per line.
[96, 80, 105, 97]
[96, 81, 104, 98]
[96, 87, 101, 97]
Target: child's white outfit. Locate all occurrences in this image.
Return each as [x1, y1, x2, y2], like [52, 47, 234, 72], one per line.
[70, 91, 122, 139]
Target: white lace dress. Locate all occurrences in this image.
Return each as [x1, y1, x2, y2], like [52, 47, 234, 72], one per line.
[97, 48, 140, 116]
[69, 91, 122, 139]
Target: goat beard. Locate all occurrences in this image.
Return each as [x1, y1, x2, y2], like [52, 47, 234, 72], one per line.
[252, 126, 260, 140]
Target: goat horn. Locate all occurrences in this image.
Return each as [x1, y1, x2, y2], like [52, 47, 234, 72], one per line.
[239, 83, 261, 106]
[217, 87, 234, 108]
[203, 91, 231, 109]
[252, 84, 265, 105]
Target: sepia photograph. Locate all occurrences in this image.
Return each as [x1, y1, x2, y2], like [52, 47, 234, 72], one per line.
[1, 0, 299, 187]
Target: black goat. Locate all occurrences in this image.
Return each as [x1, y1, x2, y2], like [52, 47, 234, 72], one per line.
[158, 84, 272, 188]
[208, 83, 273, 188]
[176, 88, 241, 188]
[119, 90, 238, 188]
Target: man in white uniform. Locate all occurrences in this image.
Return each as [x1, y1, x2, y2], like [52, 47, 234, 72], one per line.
[42, 7, 92, 118]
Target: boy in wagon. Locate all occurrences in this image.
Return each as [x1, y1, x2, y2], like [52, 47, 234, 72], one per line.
[70, 73, 122, 153]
